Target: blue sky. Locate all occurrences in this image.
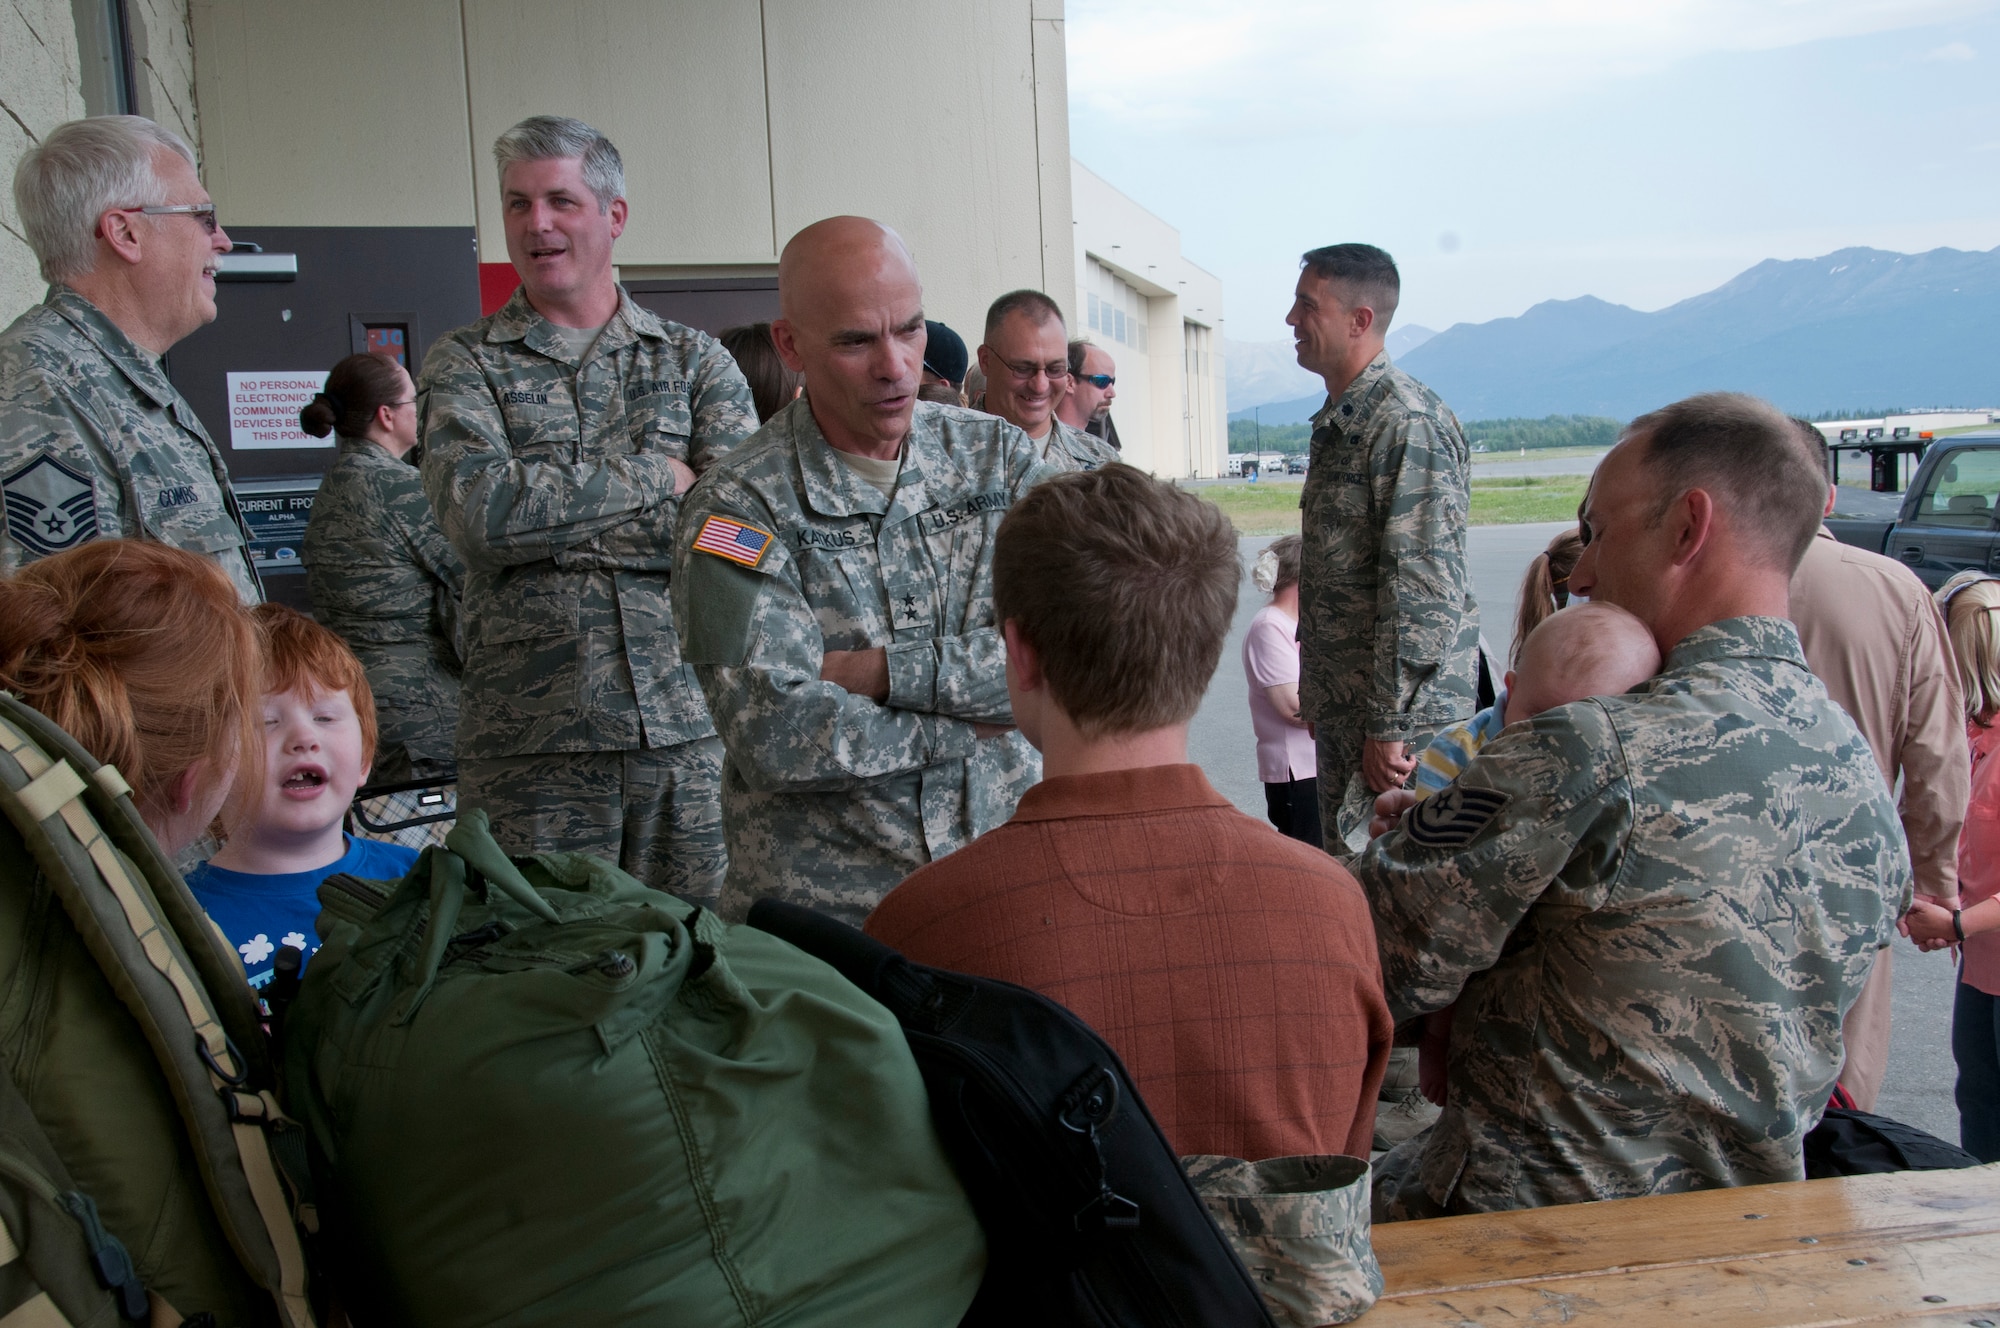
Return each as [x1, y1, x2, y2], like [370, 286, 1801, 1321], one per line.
[1066, 0, 2000, 341]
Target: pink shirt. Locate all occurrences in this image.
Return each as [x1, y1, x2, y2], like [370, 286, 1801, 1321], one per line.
[1243, 604, 1315, 783]
[1960, 719, 2000, 995]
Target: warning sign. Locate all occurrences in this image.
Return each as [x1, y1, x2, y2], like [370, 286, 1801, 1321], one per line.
[226, 371, 332, 450]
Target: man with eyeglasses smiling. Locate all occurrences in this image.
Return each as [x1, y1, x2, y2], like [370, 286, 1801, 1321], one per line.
[0, 116, 260, 602]
[976, 290, 1119, 473]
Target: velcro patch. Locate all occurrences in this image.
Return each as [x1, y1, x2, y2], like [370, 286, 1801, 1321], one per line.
[1406, 785, 1511, 849]
[3, 451, 98, 555]
[692, 514, 774, 570]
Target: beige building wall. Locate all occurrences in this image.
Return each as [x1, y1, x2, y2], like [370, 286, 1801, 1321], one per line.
[187, 0, 1071, 342]
[1071, 159, 1225, 479]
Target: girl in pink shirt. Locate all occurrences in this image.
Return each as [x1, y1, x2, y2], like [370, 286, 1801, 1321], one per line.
[1243, 536, 1320, 845]
[1907, 572, 2000, 1161]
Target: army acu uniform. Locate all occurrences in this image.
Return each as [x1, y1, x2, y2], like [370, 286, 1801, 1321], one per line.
[1351, 617, 1908, 1217]
[1298, 352, 1478, 853]
[305, 435, 467, 780]
[673, 398, 1050, 927]
[0, 286, 260, 602]
[1042, 417, 1120, 473]
[420, 287, 756, 908]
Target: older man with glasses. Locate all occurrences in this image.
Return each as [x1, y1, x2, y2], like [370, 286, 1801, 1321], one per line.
[0, 115, 260, 601]
[976, 290, 1119, 473]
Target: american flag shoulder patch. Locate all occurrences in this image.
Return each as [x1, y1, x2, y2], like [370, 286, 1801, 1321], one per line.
[692, 514, 775, 569]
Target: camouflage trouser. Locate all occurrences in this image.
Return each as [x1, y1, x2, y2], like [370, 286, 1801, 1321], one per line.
[1314, 723, 1452, 854]
[457, 737, 727, 911]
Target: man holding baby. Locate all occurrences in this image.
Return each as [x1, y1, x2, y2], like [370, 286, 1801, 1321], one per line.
[1356, 392, 1910, 1219]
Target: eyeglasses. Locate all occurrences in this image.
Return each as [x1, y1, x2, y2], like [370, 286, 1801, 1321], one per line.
[125, 203, 220, 235]
[1079, 373, 1115, 389]
[1000, 358, 1070, 384]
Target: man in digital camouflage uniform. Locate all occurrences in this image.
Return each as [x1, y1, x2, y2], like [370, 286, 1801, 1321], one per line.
[420, 116, 755, 907]
[672, 217, 1050, 926]
[0, 116, 259, 602]
[976, 291, 1119, 474]
[1354, 393, 1908, 1218]
[1291, 243, 1479, 856]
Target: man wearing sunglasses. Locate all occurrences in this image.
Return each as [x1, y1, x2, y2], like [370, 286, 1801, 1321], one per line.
[1055, 339, 1119, 449]
[976, 290, 1119, 473]
[0, 116, 259, 602]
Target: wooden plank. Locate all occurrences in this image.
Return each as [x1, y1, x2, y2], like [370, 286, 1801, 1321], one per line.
[1367, 1231, 2000, 1328]
[1376, 1166, 2000, 1296]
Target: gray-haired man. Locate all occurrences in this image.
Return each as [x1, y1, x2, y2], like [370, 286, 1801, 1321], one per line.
[0, 116, 259, 601]
[419, 115, 757, 907]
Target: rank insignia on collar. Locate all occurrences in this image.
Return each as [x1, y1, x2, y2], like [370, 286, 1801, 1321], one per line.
[1405, 784, 1511, 849]
[692, 514, 775, 569]
[3, 452, 99, 556]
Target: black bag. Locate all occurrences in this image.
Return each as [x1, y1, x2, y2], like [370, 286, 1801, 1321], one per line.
[1803, 1106, 1982, 1178]
[746, 900, 1278, 1328]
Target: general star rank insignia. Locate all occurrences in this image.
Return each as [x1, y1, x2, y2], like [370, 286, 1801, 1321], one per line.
[3, 452, 99, 556]
[1406, 784, 1511, 849]
[692, 514, 774, 569]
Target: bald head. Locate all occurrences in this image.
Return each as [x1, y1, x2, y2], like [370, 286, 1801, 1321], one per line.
[771, 217, 928, 458]
[1504, 602, 1661, 726]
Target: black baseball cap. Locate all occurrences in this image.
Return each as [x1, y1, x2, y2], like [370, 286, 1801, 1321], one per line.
[922, 320, 968, 387]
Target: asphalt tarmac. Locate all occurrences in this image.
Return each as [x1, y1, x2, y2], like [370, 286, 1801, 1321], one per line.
[1187, 529, 1966, 1147]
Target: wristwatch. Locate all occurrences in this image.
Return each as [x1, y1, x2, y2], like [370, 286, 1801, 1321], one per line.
[1953, 908, 1967, 943]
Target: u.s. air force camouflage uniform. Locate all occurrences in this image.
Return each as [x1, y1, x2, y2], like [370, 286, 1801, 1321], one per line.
[1185, 1153, 1381, 1328]
[304, 435, 466, 780]
[1298, 352, 1478, 851]
[1043, 417, 1120, 473]
[672, 398, 1051, 926]
[0, 286, 260, 602]
[1350, 616, 1908, 1217]
[420, 287, 756, 907]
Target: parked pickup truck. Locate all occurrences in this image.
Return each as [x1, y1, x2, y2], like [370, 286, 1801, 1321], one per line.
[1826, 433, 2000, 588]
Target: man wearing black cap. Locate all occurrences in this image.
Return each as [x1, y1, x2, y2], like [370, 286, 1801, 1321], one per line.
[918, 319, 968, 405]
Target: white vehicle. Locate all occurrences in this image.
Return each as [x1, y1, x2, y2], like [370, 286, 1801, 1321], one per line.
[1226, 454, 1247, 477]
[1260, 454, 1288, 475]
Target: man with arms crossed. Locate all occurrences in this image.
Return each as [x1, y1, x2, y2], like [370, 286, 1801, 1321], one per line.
[1291, 244, 1478, 852]
[977, 292, 1119, 473]
[1358, 393, 1908, 1217]
[673, 217, 1047, 926]
[0, 116, 259, 601]
[420, 115, 755, 907]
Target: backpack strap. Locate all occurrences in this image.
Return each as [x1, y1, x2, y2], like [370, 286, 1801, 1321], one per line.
[0, 700, 316, 1328]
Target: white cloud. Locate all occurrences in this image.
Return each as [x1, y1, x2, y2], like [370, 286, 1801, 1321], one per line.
[1920, 38, 1979, 58]
[1068, 0, 1998, 130]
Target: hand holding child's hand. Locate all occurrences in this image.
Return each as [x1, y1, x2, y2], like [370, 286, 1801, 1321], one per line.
[1369, 789, 1419, 840]
[1899, 897, 1959, 953]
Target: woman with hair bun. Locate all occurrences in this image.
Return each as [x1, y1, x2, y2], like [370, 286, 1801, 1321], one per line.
[0, 540, 260, 855]
[300, 352, 464, 781]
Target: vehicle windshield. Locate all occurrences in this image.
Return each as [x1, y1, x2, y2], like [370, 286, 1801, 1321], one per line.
[1912, 449, 2000, 529]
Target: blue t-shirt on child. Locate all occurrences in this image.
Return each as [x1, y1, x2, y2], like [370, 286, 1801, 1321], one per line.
[187, 835, 419, 989]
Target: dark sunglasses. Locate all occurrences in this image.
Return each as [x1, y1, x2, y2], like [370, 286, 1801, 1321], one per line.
[1079, 373, 1115, 389]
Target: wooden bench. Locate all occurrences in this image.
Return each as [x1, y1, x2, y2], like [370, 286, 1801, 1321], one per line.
[1368, 1164, 2000, 1325]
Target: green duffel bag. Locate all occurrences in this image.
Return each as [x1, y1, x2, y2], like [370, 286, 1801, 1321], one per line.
[0, 692, 317, 1328]
[285, 810, 986, 1327]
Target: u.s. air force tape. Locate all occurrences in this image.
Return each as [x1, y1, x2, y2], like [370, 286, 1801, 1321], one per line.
[1406, 785, 1511, 849]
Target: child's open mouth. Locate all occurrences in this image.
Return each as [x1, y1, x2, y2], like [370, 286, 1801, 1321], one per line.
[282, 768, 327, 792]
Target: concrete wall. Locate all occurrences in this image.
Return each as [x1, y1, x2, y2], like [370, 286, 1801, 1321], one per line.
[1071, 159, 1226, 478]
[188, 0, 1071, 344]
[1, 0, 92, 321]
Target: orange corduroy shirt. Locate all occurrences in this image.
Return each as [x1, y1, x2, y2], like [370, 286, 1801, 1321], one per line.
[866, 763, 1393, 1161]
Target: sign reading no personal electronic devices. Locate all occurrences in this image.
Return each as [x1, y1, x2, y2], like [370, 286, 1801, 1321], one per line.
[226, 371, 332, 450]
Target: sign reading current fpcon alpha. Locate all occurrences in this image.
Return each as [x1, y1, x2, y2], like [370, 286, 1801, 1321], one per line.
[226, 371, 332, 450]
